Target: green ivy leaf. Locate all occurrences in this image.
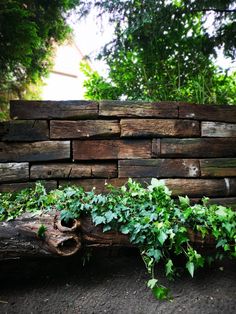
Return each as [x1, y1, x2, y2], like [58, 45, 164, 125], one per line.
[147, 278, 158, 289]
[165, 259, 174, 277]
[157, 230, 167, 245]
[37, 224, 47, 239]
[186, 261, 194, 277]
[152, 285, 170, 300]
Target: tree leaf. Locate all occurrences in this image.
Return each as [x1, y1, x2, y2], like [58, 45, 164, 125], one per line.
[186, 261, 194, 277]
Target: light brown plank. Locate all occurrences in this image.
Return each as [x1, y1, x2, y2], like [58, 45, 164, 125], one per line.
[0, 141, 70, 162]
[164, 178, 233, 197]
[200, 159, 236, 177]
[99, 100, 178, 117]
[161, 138, 236, 157]
[0, 163, 29, 182]
[50, 120, 120, 139]
[179, 103, 236, 123]
[201, 121, 236, 137]
[121, 119, 200, 137]
[73, 140, 152, 160]
[30, 163, 117, 179]
[118, 159, 200, 178]
[10, 100, 98, 120]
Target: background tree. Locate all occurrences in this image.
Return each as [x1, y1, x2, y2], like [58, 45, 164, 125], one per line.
[79, 0, 236, 104]
[0, 0, 80, 120]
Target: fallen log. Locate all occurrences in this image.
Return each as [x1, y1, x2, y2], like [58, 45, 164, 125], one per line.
[0, 212, 81, 260]
[0, 213, 219, 260]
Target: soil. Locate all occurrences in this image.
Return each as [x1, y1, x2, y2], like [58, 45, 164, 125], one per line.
[0, 248, 235, 314]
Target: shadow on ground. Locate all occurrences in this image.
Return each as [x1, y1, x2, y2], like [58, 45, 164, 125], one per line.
[0, 248, 235, 314]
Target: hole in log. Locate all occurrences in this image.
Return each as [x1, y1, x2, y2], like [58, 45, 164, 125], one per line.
[61, 218, 75, 228]
[57, 238, 80, 256]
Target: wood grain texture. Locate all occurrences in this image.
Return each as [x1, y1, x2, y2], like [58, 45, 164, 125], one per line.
[30, 163, 117, 179]
[73, 139, 152, 160]
[0, 181, 57, 193]
[200, 159, 236, 177]
[206, 197, 236, 209]
[121, 119, 200, 137]
[118, 159, 200, 178]
[161, 138, 236, 157]
[50, 120, 120, 139]
[0, 163, 29, 182]
[152, 139, 161, 157]
[201, 122, 236, 137]
[59, 178, 128, 193]
[10, 100, 98, 119]
[179, 103, 236, 123]
[0, 141, 70, 162]
[164, 178, 233, 197]
[0, 120, 49, 141]
[99, 100, 178, 117]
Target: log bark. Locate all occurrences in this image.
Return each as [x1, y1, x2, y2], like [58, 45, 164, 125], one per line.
[0, 212, 81, 260]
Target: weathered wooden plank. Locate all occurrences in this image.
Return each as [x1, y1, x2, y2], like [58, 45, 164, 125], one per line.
[99, 100, 178, 117]
[10, 100, 98, 120]
[30, 163, 117, 179]
[0, 120, 49, 141]
[205, 197, 236, 209]
[201, 121, 236, 137]
[0, 181, 57, 193]
[50, 120, 120, 139]
[0, 163, 29, 182]
[200, 159, 236, 177]
[120, 119, 200, 137]
[164, 179, 231, 197]
[118, 159, 200, 178]
[73, 140, 152, 160]
[59, 178, 128, 193]
[0, 141, 70, 162]
[161, 138, 236, 157]
[152, 139, 161, 157]
[179, 103, 236, 123]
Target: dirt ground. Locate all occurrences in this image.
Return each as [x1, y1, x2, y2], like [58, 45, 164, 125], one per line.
[0, 249, 235, 314]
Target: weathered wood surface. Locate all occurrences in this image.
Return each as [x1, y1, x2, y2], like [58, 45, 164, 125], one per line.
[30, 163, 117, 179]
[0, 163, 29, 182]
[121, 119, 200, 137]
[0, 141, 70, 162]
[200, 159, 236, 177]
[59, 178, 236, 197]
[160, 138, 236, 157]
[152, 139, 161, 157]
[99, 101, 178, 117]
[0, 181, 57, 193]
[0, 213, 81, 260]
[179, 104, 236, 123]
[201, 122, 236, 137]
[50, 120, 120, 139]
[164, 178, 236, 197]
[118, 159, 200, 178]
[206, 197, 236, 209]
[80, 216, 131, 247]
[0, 120, 49, 141]
[10, 100, 98, 120]
[73, 140, 152, 160]
[59, 178, 128, 193]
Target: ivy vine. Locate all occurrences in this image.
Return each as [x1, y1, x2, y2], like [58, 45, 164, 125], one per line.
[0, 179, 235, 300]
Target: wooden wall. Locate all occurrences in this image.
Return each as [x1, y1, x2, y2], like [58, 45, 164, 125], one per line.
[0, 100, 236, 208]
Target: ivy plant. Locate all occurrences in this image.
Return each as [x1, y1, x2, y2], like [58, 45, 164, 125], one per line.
[0, 179, 235, 300]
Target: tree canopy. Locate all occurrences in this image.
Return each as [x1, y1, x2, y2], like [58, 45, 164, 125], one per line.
[0, 0, 80, 102]
[80, 0, 236, 104]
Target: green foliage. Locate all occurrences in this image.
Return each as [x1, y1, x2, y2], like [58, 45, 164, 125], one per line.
[37, 224, 47, 239]
[79, 0, 236, 104]
[0, 0, 80, 118]
[0, 179, 235, 300]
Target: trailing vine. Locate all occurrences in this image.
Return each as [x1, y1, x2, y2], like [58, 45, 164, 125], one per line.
[0, 179, 235, 300]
